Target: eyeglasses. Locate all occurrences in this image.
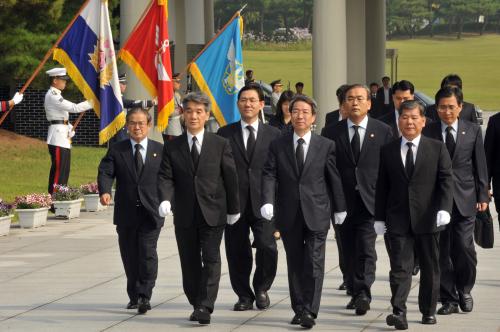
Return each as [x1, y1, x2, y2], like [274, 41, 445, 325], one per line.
[239, 98, 260, 104]
[127, 121, 147, 127]
[346, 96, 367, 103]
[437, 105, 459, 112]
[291, 109, 313, 116]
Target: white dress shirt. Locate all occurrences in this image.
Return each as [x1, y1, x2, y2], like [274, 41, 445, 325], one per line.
[187, 129, 204, 154]
[383, 87, 390, 105]
[293, 130, 312, 163]
[241, 119, 259, 149]
[130, 137, 148, 163]
[441, 120, 458, 142]
[347, 116, 369, 149]
[400, 134, 421, 166]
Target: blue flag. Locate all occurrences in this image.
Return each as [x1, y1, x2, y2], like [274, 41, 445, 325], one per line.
[53, 0, 124, 144]
[189, 15, 244, 126]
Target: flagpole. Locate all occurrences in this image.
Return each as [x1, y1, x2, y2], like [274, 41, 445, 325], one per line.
[0, 0, 90, 127]
[180, 6, 246, 79]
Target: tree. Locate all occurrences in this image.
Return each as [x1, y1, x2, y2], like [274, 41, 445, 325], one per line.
[440, 0, 476, 39]
[473, 0, 500, 35]
[387, 0, 429, 38]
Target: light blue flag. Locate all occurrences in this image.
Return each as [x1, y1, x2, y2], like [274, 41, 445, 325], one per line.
[53, 0, 124, 144]
[189, 14, 244, 126]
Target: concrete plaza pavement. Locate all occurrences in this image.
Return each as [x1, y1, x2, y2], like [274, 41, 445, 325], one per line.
[1, 207, 500, 331]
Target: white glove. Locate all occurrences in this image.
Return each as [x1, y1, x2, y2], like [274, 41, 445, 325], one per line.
[436, 210, 451, 227]
[334, 211, 347, 225]
[227, 213, 240, 225]
[374, 221, 387, 235]
[68, 124, 75, 138]
[158, 200, 171, 217]
[12, 92, 23, 105]
[260, 204, 274, 221]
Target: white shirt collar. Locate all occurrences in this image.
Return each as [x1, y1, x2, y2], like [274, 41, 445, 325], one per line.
[440, 120, 458, 133]
[347, 115, 368, 130]
[50, 86, 62, 94]
[293, 130, 312, 145]
[130, 137, 148, 151]
[187, 129, 205, 146]
[241, 119, 259, 133]
[401, 134, 421, 148]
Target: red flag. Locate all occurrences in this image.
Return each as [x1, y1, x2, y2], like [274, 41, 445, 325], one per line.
[119, 0, 174, 131]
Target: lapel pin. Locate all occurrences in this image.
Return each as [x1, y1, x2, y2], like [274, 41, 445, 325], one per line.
[153, 153, 157, 157]
[461, 131, 465, 135]
[370, 133, 375, 138]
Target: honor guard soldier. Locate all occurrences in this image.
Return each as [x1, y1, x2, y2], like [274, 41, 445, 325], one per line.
[110, 73, 156, 144]
[45, 67, 93, 195]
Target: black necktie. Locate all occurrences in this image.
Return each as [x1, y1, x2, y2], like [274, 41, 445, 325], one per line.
[351, 125, 360, 163]
[191, 136, 199, 168]
[405, 142, 414, 178]
[246, 125, 255, 160]
[134, 143, 143, 175]
[296, 138, 305, 174]
[445, 126, 456, 158]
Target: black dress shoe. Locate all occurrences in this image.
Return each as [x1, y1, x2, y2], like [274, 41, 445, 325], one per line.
[338, 281, 347, 290]
[300, 311, 316, 329]
[345, 298, 355, 310]
[193, 307, 211, 325]
[386, 313, 408, 330]
[346, 287, 353, 296]
[421, 315, 436, 324]
[137, 296, 151, 314]
[437, 303, 459, 315]
[233, 298, 253, 311]
[412, 265, 420, 276]
[189, 311, 197, 321]
[354, 295, 370, 315]
[255, 291, 270, 310]
[459, 293, 473, 312]
[126, 301, 138, 309]
[290, 312, 302, 325]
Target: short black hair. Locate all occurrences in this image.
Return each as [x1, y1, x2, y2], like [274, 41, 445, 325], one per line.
[335, 84, 350, 103]
[398, 100, 425, 116]
[441, 74, 463, 90]
[238, 83, 264, 101]
[435, 86, 463, 106]
[245, 69, 253, 76]
[392, 80, 415, 94]
[295, 82, 304, 88]
[275, 90, 295, 122]
[369, 82, 379, 88]
[382, 76, 390, 81]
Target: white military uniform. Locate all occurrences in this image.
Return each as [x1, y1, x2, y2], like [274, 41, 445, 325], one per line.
[44, 86, 92, 149]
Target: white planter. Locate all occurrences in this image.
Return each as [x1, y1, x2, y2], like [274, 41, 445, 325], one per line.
[53, 199, 83, 219]
[16, 207, 49, 228]
[0, 214, 13, 236]
[84, 194, 105, 212]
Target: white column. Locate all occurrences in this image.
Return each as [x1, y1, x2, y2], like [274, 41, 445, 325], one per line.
[365, 0, 386, 85]
[204, 0, 215, 42]
[346, 0, 366, 84]
[185, 0, 205, 46]
[313, 0, 347, 131]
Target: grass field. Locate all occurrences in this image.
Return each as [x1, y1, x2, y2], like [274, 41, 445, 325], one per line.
[244, 34, 500, 110]
[0, 133, 106, 202]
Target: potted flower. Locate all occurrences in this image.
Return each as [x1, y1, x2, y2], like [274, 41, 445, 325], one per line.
[14, 193, 52, 228]
[0, 199, 14, 236]
[52, 184, 83, 220]
[80, 182, 105, 212]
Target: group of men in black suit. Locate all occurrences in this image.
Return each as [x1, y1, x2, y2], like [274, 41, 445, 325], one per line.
[96, 73, 490, 330]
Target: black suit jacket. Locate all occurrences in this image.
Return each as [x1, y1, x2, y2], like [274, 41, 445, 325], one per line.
[373, 87, 393, 118]
[485, 112, 500, 194]
[423, 120, 489, 217]
[98, 139, 164, 228]
[425, 101, 478, 124]
[217, 122, 280, 218]
[157, 132, 240, 228]
[379, 110, 400, 138]
[322, 118, 393, 217]
[262, 132, 346, 232]
[324, 109, 341, 128]
[375, 136, 453, 235]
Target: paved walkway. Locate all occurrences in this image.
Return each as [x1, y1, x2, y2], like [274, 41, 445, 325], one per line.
[1, 207, 499, 332]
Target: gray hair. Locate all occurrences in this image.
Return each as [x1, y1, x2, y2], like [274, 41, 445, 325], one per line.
[398, 100, 425, 116]
[289, 94, 318, 114]
[126, 108, 152, 123]
[182, 92, 211, 113]
[344, 84, 371, 101]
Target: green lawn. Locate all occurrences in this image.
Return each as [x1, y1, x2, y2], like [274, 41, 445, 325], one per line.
[244, 34, 500, 110]
[0, 143, 107, 202]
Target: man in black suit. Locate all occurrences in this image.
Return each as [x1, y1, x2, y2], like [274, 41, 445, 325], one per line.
[98, 108, 164, 314]
[157, 92, 240, 325]
[372, 76, 393, 119]
[423, 86, 489, 315]
[425, 74, 479, 124]
[217, 84, 280, 311]
[322, 84, 393, 315]
[375, 100, 453, 330]
[324, 84, 349, 127]
[485, 111, 500, 215]
[261, 94, 346, 328]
